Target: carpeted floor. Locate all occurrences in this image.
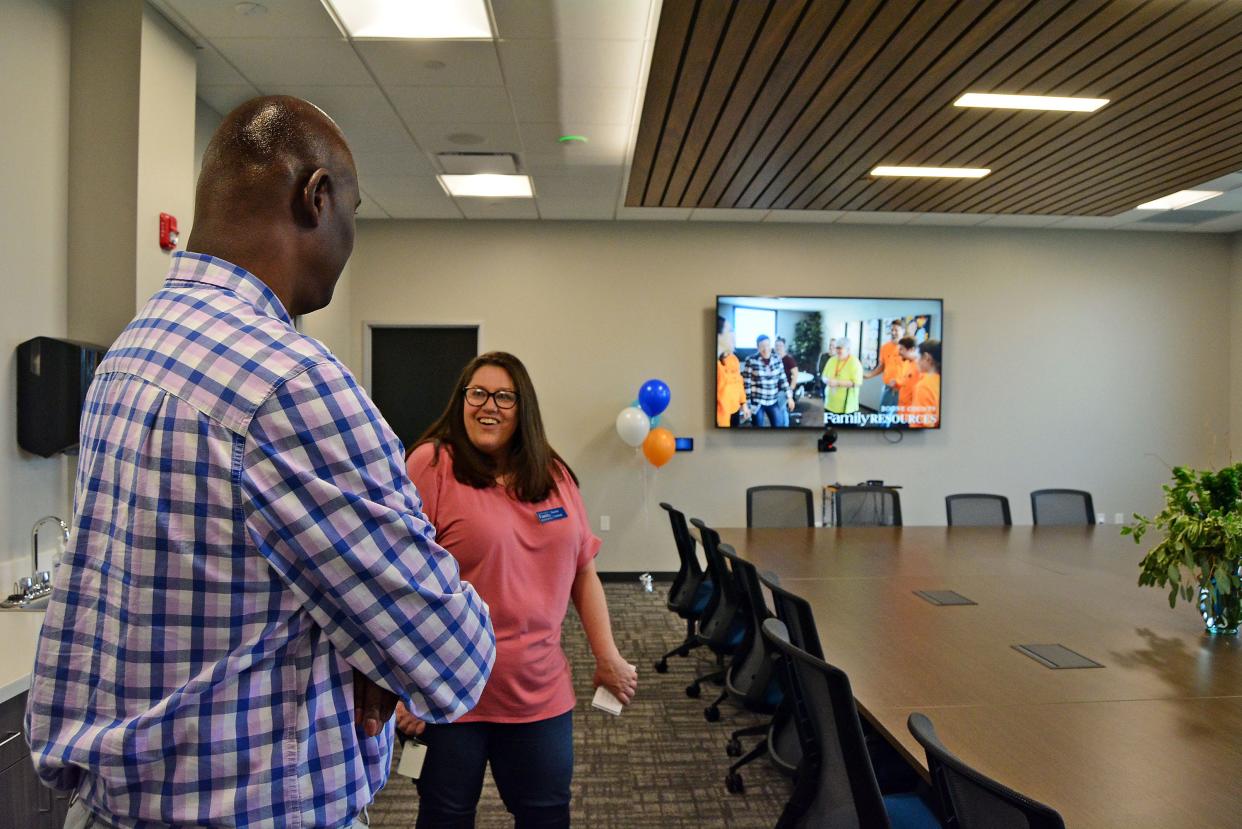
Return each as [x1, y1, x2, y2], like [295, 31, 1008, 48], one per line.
[368, 581, 792, 828]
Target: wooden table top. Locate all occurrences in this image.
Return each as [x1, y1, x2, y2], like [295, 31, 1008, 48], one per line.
[715, 526, 1242, 828]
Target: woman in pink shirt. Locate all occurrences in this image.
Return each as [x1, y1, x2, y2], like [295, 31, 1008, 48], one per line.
[398, 351, 637, 828]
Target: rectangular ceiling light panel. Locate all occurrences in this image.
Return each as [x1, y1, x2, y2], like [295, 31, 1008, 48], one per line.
[438, 174, 534, 198]
[954, 93, 1108, 112]
[871, 166, 990, 178]
[1135, 190, 1223, 210]
[323, 0, 494, 40]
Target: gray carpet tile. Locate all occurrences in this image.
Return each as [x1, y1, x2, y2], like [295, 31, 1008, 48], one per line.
[368, 582, 791, 828]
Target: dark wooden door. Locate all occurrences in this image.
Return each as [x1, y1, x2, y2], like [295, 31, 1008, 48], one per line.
[369, 326, 478, 451]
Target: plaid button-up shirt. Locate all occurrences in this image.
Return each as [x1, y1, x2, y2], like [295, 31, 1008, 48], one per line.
[25, 252, 495, 828]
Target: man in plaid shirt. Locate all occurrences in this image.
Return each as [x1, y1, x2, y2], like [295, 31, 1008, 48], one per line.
[25, 97, 495, 828]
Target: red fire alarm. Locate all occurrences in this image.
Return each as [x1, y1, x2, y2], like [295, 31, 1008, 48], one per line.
[159, 213, 179, 251]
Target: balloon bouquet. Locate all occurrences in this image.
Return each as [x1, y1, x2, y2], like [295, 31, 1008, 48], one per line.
[614, 379, 674, 467]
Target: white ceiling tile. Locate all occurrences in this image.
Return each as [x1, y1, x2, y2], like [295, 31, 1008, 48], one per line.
[409, 122, 523, 154]
[458, 199, 540, 220]
[522, 151, 632, 175]
[356, 189, 389, 219]
[388, 86, 513, 125]
[213, 38, 371, 85]
[533, 170, 621, 200]
[167, 0, 342, 38]
[1184, 188, 1242, 212]
[834, 212, 913, 225]
[976, 214, 1063, 228]
[763, 210, 843, 223]
[517, 123, 630, 160]
[615, 206, 692, 220]
[906, 212, 990, 226]
[197, 86, 258, 116]
[491, 0, 653, 40]
[358, 41, 504, 86]
[197, 47, 249, 85]
[536, 198, 616, 219]
[509, 86, 634, 125]
[1187, 212, 1242, 232]
[382, 200, 464, 219]
[363, 176, 462, 219]
[1047, 215, 1139, 229]
[498, 39, 645, 89]
[689, 208, 769, 222]
[354, 145, 437, 176]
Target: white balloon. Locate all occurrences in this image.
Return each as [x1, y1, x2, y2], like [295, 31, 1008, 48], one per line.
[615, 406, 650, 447]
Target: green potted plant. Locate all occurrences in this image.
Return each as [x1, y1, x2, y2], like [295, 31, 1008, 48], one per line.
[1124, 464, 1242, 635]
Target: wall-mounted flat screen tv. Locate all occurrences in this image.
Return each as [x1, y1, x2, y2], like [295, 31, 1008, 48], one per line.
[716, 296, 943, 430]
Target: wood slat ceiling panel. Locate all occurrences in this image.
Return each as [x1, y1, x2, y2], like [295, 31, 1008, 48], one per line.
[628, 0, 1242, 216]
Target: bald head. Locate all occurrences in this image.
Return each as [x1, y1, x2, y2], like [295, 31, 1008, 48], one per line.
[188, 96, 360, 317]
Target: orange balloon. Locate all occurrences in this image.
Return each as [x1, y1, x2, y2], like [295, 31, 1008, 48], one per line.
[642, 427, 676, 468]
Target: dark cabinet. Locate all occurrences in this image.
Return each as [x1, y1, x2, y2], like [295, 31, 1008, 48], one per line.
[0, 691, 69, 828]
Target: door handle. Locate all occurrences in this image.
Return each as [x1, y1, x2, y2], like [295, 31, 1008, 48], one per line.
[0, 730, 21, 749]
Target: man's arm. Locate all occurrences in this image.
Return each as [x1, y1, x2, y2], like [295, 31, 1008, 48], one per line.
[241, 360, 495, 724]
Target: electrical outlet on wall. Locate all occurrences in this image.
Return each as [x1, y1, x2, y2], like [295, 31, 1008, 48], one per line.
[1096, 512, 1106, 525]
[1114, 513, 1125, 524]
[600, 515, 610, 532]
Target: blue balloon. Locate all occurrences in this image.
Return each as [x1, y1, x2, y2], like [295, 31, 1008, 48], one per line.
[638, 379, 671, 417]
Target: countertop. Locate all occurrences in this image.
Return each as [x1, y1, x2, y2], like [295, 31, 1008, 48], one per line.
[0, 610, 45, 703]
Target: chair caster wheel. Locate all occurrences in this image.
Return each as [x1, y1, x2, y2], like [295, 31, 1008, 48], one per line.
[654, 659, 669, 674]
[725, 737, 742, 757]
[704, 705, 721, 722]
[725, 771, 745, 794]
[685, 683, 701, 698]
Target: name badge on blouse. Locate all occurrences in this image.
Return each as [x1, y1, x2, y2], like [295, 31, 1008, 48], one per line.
[536, 507, 568, 524]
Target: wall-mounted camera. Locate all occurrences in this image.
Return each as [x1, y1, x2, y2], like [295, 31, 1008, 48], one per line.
[817, 427, 838, 453]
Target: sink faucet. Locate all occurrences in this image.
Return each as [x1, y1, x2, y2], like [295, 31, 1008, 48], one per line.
[31, 515, 69, 576]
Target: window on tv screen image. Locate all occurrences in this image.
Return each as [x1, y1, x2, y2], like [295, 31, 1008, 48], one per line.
[715, 296, 942, 430]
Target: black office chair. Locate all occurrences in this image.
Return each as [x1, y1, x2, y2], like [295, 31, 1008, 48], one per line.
[907, 713, 1065, 829]
[834, 486, 902, 527]
[712, 545, 784, 793]
[1029, 489, 1095, 526]
[653, 502, 712, 674]
[945, 493, 1012, 527]
[755, 571, 825, 778]
[685, 519, 747, 700]
[763, 619, 939, 828]
[747, 485, 815, 528]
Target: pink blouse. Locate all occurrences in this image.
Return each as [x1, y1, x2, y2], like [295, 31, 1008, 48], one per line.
[406, 443, 601, 723]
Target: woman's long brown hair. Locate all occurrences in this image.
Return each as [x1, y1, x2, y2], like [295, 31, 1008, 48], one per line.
[408, 351, 577, 502]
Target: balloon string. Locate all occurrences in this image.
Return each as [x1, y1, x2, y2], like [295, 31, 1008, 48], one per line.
[642, 448, 650, 526]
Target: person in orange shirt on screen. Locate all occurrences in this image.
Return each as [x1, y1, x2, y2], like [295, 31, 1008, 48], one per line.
[910, 338, 941, 429]
[716, 316, 748, 427]
[864, 319, 905, 421]
[894, 336, 921, 424]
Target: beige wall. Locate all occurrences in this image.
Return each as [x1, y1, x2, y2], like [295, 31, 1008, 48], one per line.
[1233, 236, 1242, 462]
[0, 0, 74, 582]
[135, 5, 197, 306]
[302, 261, 356, 368]
[348, 220, 1233, 571]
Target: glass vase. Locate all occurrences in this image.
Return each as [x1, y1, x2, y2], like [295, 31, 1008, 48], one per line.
[1198, 579, 1242, 635]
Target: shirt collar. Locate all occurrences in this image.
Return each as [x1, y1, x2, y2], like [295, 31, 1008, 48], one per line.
[166, 251, 293, 326]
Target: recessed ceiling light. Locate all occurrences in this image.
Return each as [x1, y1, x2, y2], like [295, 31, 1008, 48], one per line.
[1135, 190, 1223, 210]
[322, 0, 494, 40]
[954, 93, 1108, 112]
[438, 174, 533, 198]
[871, 166, 990, 178]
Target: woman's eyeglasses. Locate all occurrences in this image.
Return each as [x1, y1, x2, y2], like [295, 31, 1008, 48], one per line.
[463, 386, 518, 409]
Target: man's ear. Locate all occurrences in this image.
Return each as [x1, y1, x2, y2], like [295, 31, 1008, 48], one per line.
[298, 168, 331, 228]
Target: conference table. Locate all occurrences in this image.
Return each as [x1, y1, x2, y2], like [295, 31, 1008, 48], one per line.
[715, 526, 1242, 828]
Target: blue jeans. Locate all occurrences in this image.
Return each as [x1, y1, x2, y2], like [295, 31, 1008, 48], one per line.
[415, 711, 573, 829]
[753, 402, 790, 428]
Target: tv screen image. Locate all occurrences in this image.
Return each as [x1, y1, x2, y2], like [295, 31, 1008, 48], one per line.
[716, 296, 943, 430]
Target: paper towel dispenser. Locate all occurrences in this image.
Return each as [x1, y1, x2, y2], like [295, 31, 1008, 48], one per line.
[17, 336, 108, 457]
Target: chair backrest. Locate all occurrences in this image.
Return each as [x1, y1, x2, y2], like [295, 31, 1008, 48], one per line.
[833, 486, 902, 527]
[907, 713, 1066, 829]
[689, 518, 744, 648]
[718, 544, 781, 704]
[758, 570, 824, 660]
[747, 485, 815, 528]
[945, 493, 1012, 527]
[659, 502, 706, 610]
[1029, 489, 1095, 526]
[763, 618, 891, 829]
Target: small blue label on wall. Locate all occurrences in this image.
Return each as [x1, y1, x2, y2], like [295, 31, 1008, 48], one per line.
[536, 507, 568, 523]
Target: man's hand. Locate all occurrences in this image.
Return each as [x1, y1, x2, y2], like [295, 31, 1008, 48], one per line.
[353, 668, 399, 738]
[394, 700, 425, 737]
